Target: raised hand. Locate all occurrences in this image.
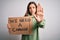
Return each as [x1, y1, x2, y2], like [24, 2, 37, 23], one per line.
[34, 3, 44, 23]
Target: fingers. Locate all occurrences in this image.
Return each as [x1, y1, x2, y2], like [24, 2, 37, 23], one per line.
[37, 3, 44, 18]
[37, 12, 44, 16]
[37, 3, 43, 13]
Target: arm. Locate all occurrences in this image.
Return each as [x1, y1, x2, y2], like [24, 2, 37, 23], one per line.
[37, 19, 46, 28]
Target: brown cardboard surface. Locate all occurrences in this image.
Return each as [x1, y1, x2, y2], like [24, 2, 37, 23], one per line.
[8, 16, 33, 35]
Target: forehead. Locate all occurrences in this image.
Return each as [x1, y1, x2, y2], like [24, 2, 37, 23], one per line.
[29, 4, 36, 7]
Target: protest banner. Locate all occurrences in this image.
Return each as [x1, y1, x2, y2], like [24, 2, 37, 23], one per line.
[8, 16, 33, 35]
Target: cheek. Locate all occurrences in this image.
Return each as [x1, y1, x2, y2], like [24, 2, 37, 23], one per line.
[29, 9, 32, 13]
[34, 9, 36, 11]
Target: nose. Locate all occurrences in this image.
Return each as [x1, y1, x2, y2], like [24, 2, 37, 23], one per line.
[31, 8, 33, 11]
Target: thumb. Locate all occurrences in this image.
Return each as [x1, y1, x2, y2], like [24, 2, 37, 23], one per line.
[7, 24, 11, 29]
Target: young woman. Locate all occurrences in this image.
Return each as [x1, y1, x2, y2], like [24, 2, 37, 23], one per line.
[22, 1, 45, 40]
[7, 1, 45, 40]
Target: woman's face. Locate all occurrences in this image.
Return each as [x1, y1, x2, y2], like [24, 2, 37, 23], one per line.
[29, 4, 36, 15]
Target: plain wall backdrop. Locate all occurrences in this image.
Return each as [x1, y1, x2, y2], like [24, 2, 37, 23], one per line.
[0, 0, 60, 40]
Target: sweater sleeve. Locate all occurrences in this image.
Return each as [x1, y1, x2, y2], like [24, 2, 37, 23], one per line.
[32, 16, 46, 30]
[38, 19, 46, 28]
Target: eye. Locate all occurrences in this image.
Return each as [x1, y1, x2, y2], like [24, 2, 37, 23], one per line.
[33, 7, 35, 9]
[29, 7, 31, 9]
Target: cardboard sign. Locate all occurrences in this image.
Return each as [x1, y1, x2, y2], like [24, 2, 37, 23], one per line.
[8, 16, 33, 35]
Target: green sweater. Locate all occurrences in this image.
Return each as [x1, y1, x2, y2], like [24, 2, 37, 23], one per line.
[22, 15, 45, 40]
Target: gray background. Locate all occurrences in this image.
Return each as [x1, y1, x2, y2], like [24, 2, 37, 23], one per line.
[0, 0, 60, 40]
